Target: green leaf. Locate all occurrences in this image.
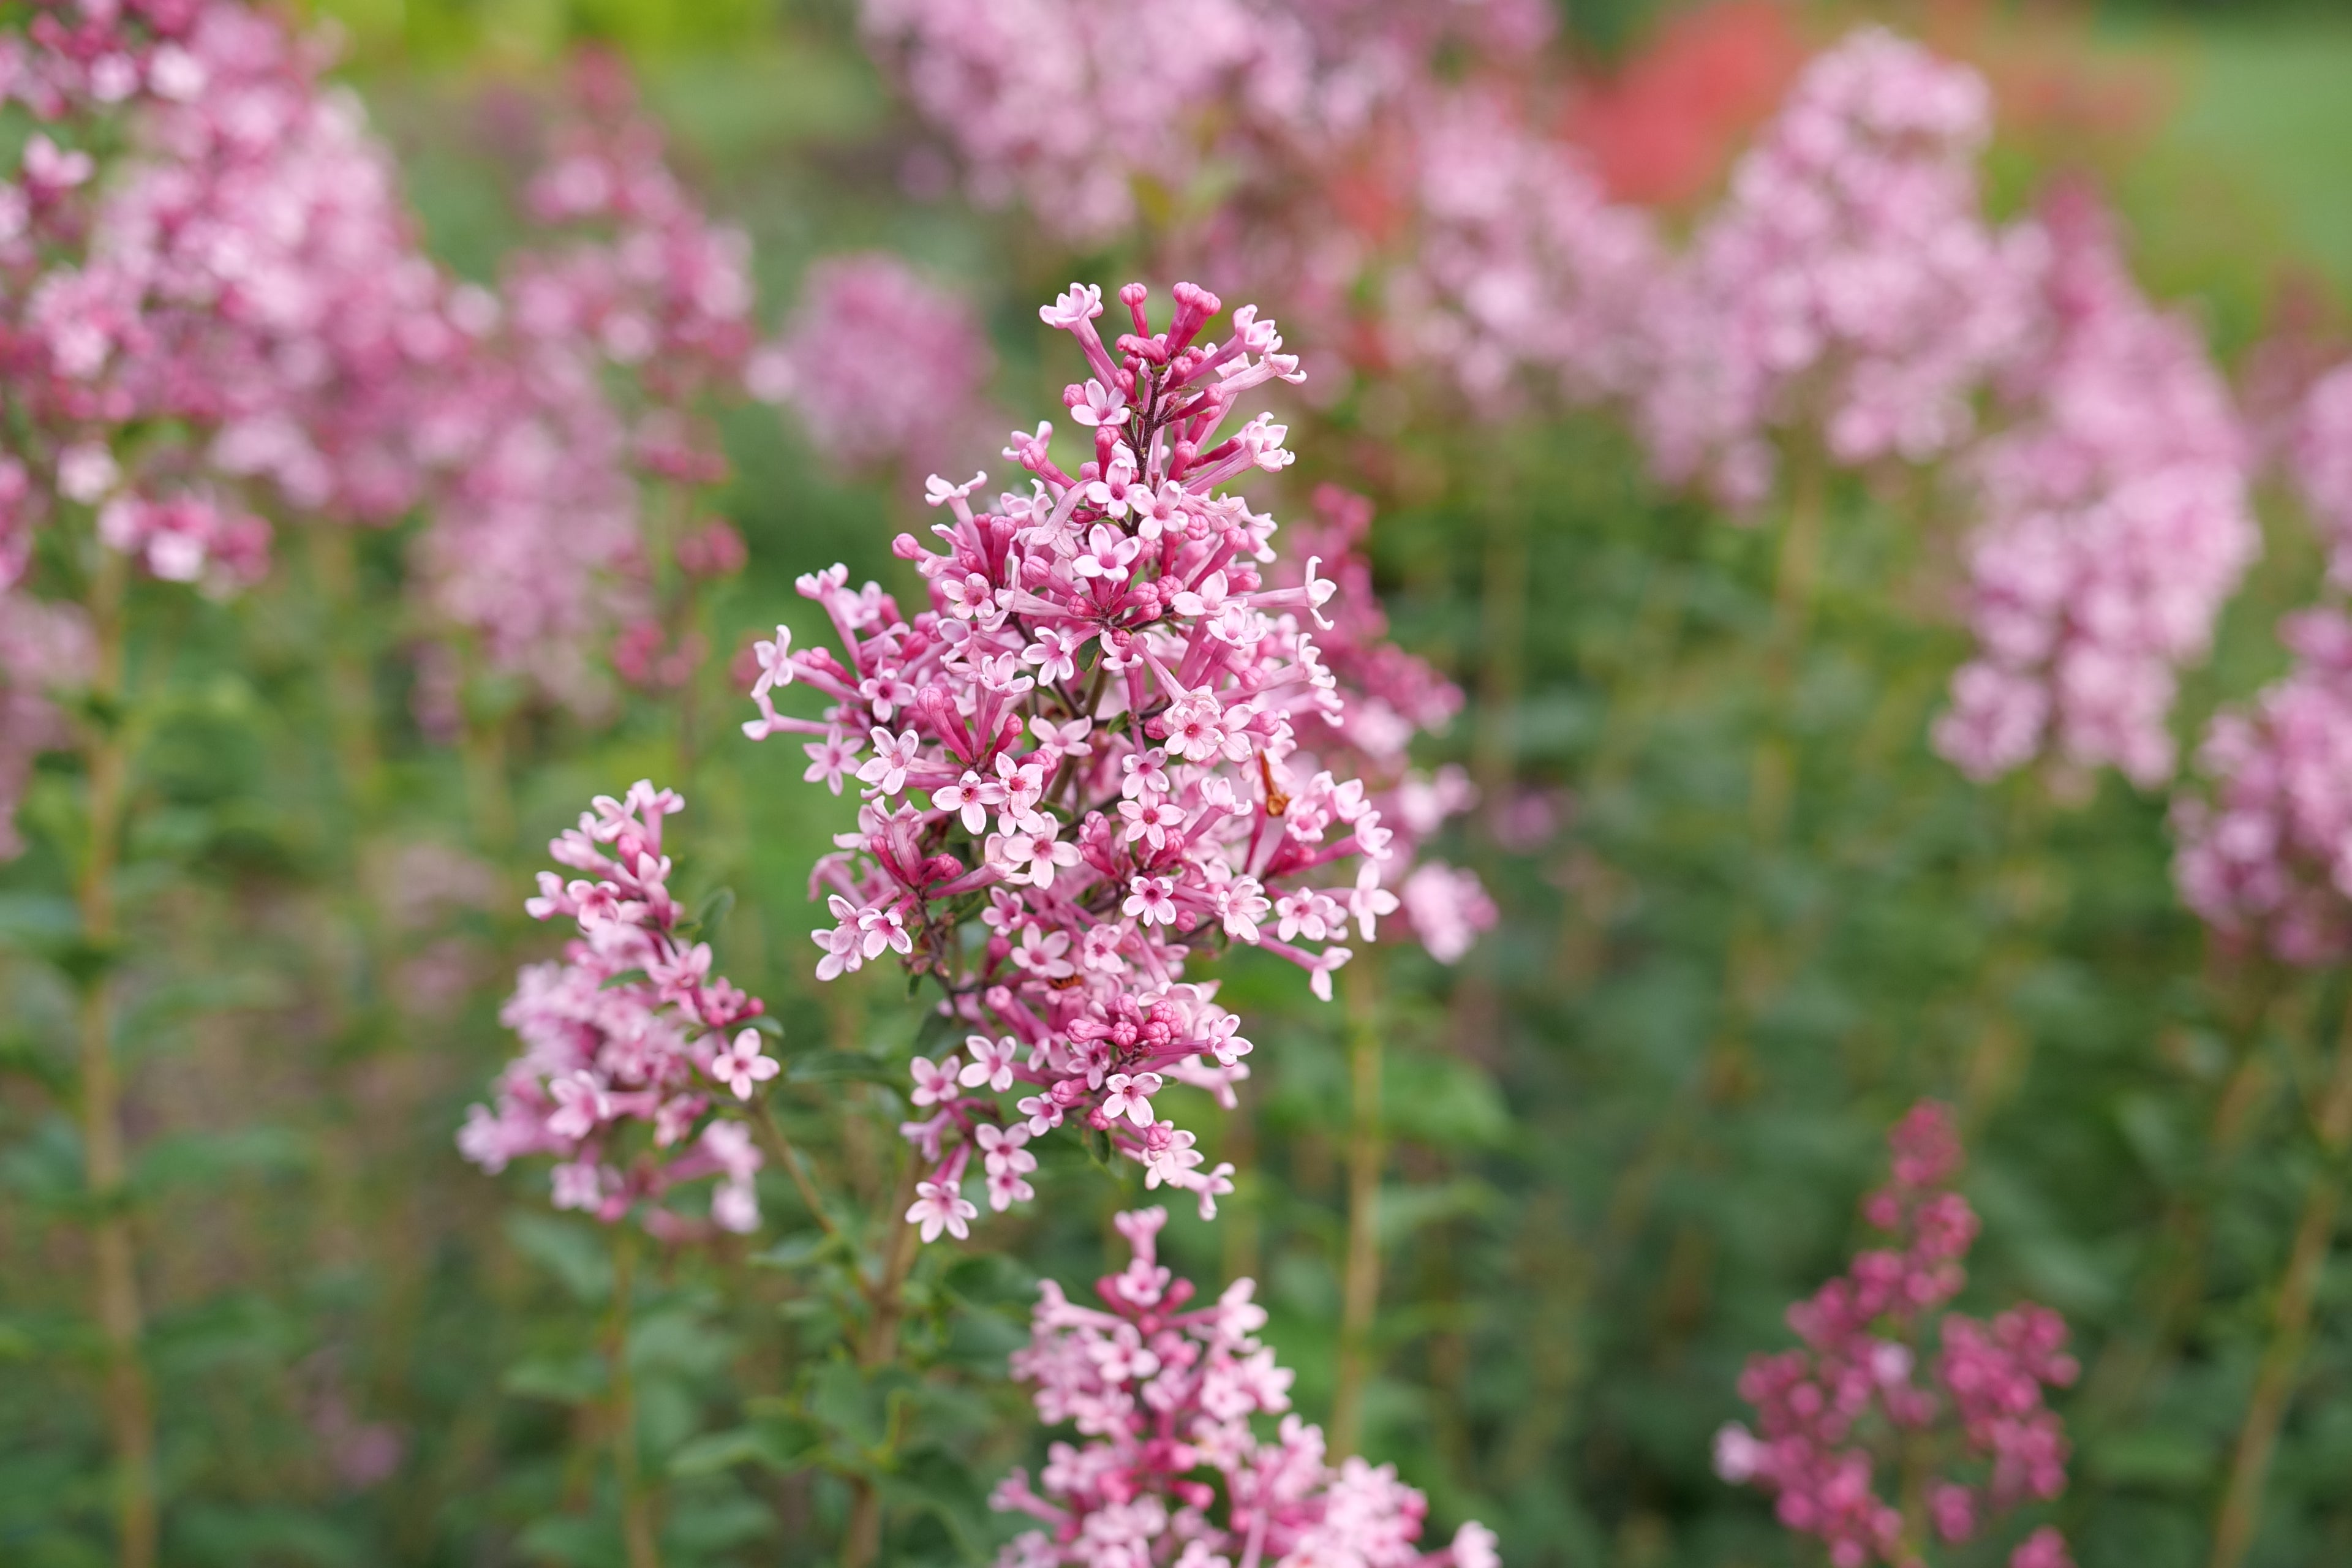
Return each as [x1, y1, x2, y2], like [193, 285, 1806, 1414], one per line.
[750, 1231, 840, 1270]
[503, 1210, 613, 1305]
[500, 1351, 606, 1404]
[667, 1414, 820, 1477]
[693, 885, 736, 937]
[806, 1359, 886, 1451]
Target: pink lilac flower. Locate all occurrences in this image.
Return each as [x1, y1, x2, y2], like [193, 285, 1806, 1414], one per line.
[750, 252, 1000, 483]
[1934, 186, 2257, 789]
[412, 50, 760, 726]
[860, 0, 1555, 266]
[1634, 28, 2045, 511]
[992, 1205, 1496, 1568]
[407, 309, 641, 729]
[458, 782, 774, 1236]
[2288, 361, 2352, 586]
[1716, 1102, 2077, 1568]
[0, 1, 461, 592]
[1382, 86, 1659, 410]
[2171, 608, 2352, 965]
[745, 281, 1406, 1229]
[1280, 485, 1493, 963]
[859, 0, 1273, 246]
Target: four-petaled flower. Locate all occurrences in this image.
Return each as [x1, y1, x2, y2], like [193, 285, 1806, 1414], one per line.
[907, 1177, 978, 1242]
[752, 624, 795, 698]
[858, 727, 922, 795]
[802, 728, 861, 794]
[1009, 925, 1076, 981]
[1124, 876, 1179, 926]
[1102, 1071, 1163, 1128]
[709, 1028, 780, 1100]
[960, 1035, 1022, 1093]
[910, 1054, 963, 1108]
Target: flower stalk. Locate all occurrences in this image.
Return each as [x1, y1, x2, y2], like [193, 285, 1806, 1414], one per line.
[74, 544, 157, 1568]
[2209, 991, 2352, 1568]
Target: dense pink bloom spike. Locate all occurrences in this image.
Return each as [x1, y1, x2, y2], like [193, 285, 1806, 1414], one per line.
[746, 282, 1406, 1229]
[459, 782, 774, 1237]
[0, 1, 462, 592]
[750, 252, 1000, 481]
[1934, 187, 2257, 790]
[1716, 1102, 2077, 1568]
[1634, 28, 2044, 511]
[993, 1205, 1496, 1568]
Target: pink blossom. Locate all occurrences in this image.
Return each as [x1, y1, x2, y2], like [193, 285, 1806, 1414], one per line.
[415, 50, 763, 726]
[1635, 28, 2045, 511]
[459, 781, 772, 1235]
[907, 1174, 979, 1242]
[745, 281, 1402, 1231]
[2172, 607, 2352, 965]
[755, 252, 998, 481]
[992, 1206, 1493, 1567]
[1935, 187, 2257, 788]
[1717, 1102, 2076, 1568]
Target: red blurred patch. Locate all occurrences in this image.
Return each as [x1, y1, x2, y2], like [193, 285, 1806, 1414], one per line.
[1563, 1, 1807, 208]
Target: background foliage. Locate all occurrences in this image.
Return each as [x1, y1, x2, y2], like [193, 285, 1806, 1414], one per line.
[8, 1, 2352, 1564]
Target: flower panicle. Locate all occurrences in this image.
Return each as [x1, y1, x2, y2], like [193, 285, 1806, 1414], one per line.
[746, 281, 1409, 1236]
[459, 780, 777, 1238]
[1714, 1101, 2078, 1568]
[993, 1205, 1497, 1568]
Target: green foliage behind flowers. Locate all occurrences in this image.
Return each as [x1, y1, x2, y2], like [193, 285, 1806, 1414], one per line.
[8, 4, 2352, 1567]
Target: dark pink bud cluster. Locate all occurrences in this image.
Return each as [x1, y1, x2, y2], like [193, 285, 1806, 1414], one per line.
[747, 281, 1405, 1232]
[1715, 1102, 2077, 1568]
[459, 782, 775, 1237]
[991, 1205, 1498, 1568]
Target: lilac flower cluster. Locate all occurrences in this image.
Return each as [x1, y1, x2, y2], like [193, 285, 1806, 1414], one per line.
[862, 0, 1551, 249]
[0, 1, 458, 590]
[750, 251, 1000, 484]
[1282, 484, 1493, 963]
[1383, 86, 1658, 412]
[1634, 28, 2043, 510]
[1934, 189, 2258, 788]
[746, 281, 1403, 1232]
[2288, 360, 2352, 586]
[991, 1205, 1498, 1568]
[2171, 609, 2352, 965]
[1715, 1102, 2076, 1568]
[459, 782, 774, 1237]
[413, 52, 758, 726]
